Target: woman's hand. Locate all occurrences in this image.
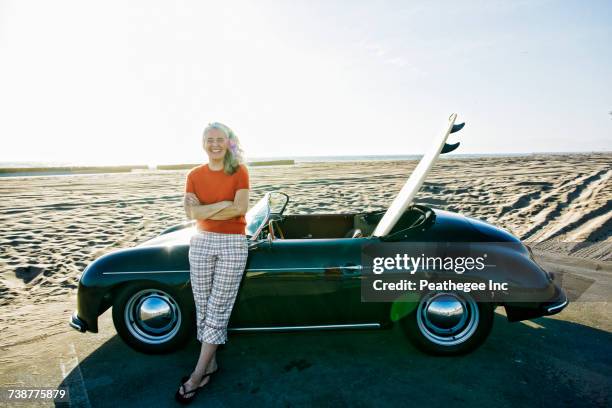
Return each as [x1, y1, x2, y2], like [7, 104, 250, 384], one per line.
[184, 193, 200, 207]
[207, 189, 249, 220]
[183, 193, 200, 219]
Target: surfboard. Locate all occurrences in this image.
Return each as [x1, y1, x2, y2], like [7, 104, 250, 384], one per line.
[372, 113, 464, 237]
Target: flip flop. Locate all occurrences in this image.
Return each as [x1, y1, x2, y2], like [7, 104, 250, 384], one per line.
[174, 367, 221, 405]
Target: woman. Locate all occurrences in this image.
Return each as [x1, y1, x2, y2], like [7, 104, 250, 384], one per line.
[176, 122, 249, 404]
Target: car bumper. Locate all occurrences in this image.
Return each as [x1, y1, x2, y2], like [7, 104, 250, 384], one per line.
[505, 283, 568, 322]
[540, 284, 568, 316]
[69, 311, 88, 333]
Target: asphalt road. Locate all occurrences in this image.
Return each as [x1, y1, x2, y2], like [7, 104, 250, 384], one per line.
[1, 254, 611, 408]
[0, 303, 609, 408]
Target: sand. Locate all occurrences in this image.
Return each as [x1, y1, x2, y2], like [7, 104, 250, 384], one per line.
[1, 153, 610, 309]
[0, 157, 608, 312]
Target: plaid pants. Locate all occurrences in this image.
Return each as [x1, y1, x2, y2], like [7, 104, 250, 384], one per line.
[189, 231, 248, 344]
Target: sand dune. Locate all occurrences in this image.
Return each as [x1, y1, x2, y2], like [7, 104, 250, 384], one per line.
[0, 153, 610, 319]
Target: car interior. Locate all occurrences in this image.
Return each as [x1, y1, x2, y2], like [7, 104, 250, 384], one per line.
[264, 205, 433, 240]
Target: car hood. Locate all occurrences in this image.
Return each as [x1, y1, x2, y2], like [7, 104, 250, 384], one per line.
[408, 208, 520, 243]
[464, 215, 521, 243]
[138, 226, 196, 248]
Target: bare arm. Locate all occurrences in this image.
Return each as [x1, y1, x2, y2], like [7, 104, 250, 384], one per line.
[208, 189, 249, 220]
[183, 193, 233, 220]
[183, 193, 199, 220]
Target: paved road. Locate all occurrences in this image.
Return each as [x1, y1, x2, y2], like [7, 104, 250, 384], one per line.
[0, 304, 609, 408]
[1, 255, 611, 407]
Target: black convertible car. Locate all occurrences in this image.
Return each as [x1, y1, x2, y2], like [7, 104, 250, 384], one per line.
[70, 115, 567, 355]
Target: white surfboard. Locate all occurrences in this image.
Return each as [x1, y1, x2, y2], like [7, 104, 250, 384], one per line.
[372, 113, 463, 237]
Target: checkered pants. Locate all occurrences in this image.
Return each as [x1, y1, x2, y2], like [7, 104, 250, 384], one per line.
[189, 231, 248, 344]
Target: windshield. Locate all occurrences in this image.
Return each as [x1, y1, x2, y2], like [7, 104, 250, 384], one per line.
[245, 193, 270, 238]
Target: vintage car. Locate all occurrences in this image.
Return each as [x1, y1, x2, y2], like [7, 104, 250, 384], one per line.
[69, 115, 568, 355]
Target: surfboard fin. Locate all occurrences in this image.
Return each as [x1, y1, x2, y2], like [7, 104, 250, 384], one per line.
[451, 122, 465, 133]
[442, 120, 464, 153]
[441, 142, 460, 154]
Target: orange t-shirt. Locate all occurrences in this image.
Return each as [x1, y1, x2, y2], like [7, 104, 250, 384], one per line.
[185, 164, 250, 234]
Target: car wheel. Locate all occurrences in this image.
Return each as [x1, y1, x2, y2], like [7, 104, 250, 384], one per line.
[112, 283, 193, 354]
[400, 291, 494, 356]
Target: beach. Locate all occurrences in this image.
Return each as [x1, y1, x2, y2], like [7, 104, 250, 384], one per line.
[1, 153, 611, 321]
[0, 153, 611, 406]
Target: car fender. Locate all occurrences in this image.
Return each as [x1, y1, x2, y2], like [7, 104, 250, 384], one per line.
[76, 245, 193, 332]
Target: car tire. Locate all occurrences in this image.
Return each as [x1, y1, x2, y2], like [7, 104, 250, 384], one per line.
[400, 291, 494, 356]
[112, 283, 194, 354]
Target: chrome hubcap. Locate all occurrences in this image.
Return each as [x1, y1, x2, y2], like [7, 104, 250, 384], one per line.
[417, 292, 479, 346]
[124, 289, 181, 344]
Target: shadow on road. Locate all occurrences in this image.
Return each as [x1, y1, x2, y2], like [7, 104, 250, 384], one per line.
[58, 313, 611, 407]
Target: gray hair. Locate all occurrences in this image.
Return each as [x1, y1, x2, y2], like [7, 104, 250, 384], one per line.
[203, 122, 245, 175]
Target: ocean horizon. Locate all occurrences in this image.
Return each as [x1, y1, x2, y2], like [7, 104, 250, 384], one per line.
[0, 151, 607, 170]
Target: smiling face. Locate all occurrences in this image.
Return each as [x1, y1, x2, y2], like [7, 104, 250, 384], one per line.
[203, 128, 229, 162]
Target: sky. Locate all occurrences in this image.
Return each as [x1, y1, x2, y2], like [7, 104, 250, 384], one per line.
[0, 0, 610, 165]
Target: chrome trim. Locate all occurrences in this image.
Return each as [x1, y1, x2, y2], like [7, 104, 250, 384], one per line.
[247, 265, 362, 272]
[137, 296, 175, 332]
[102, 270, 189, 275]
[124, 289, 182, 345]
[424, 294, 467, 332]
[102, 265, 363, 275]
[228, 323, 380, 332]
[69, 312, 86, 333]
[546, 299, 568, 313]
[69, 320, 85, 332]
[416, 292, 479, 347]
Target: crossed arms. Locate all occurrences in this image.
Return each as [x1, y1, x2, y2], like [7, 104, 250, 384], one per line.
[183, 189, 249, 221]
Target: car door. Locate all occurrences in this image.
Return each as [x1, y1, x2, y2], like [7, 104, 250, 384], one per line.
[229, 237, 385, 328]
